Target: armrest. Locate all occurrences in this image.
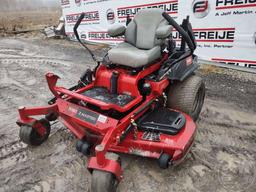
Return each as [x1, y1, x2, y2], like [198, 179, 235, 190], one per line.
[108, 24, 126, 37]
[156, 25, 172, 39]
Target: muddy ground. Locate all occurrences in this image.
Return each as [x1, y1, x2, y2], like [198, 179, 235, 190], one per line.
[0, 10, 61, 36]
[0, 35, 255, 192]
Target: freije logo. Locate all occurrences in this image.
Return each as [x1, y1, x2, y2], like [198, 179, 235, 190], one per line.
[216, 0, 256, 10]
[117, 1, 179, 19]
[61, 0, 70, 5]
[66, 11, 99, 23]
[192, 0, 210, 18]
[81, 33, 87, 40]
[106, 9, 115, 24]
[75, 0, 82, 7]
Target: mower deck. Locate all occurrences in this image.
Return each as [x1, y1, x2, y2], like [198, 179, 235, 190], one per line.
[18, 97, 196, 160]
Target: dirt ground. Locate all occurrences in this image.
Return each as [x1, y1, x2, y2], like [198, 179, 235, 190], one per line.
[0, 10, 61, 35]
[0, 33, 256, 192]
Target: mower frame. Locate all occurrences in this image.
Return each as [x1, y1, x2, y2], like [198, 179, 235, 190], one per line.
[17, 54, 196, 180]
[17, 11, 203, 191]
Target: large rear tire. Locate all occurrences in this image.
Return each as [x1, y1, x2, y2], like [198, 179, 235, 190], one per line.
[167, 75, 205, 121]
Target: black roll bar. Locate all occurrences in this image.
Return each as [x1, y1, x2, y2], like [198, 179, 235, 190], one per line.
[162, 12, 196, 52]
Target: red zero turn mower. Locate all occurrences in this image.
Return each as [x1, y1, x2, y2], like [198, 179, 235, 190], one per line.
[17, 9, 205, 192]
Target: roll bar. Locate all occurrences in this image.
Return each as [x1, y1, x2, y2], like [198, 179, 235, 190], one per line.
[73, 13, 97, 63]
[162, 12, 196, 52]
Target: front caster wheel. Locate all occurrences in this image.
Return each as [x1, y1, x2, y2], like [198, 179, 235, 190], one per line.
[45, 112, 58, 121]
[81, 142, 91, 156]
[19, 118, 51, 146]
[76, 140, 91, 156]
[158, 153, 171, 169]
[91, 170, 118, 192]
[76, 140, 84, 152]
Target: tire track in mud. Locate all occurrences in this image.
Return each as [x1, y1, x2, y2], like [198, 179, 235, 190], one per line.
[1, 57, 71, 67]
[0, 43, 72, 67]
[0, 49, 23, 56]
[197, 100, 256, 157]
[194, 99, 256, 192]
[0, 57, 74, 108]
[0, 57, 78, 89]
[0, 140, 28, 170]
[0, 129, 89, 192]
[0, 83, 41, 110]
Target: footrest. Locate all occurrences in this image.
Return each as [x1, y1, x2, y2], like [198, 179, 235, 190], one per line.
[82, 87, 135, 107]
[137, 108, 186, 135]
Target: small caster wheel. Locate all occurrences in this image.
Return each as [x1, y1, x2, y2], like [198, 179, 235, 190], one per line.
[19, 118, 51, 146]
[91, 170, 118, 192]
[76, 140, 84, 152]
[158, 153, 171, 169]
[81, 142, 91, 156]
[45, 112, 58, 122]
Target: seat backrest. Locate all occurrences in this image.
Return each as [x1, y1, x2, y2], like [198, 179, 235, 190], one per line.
[125, 9, 167, 50]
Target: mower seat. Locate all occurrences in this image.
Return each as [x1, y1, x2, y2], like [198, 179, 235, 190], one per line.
[108, 9, 172, 68]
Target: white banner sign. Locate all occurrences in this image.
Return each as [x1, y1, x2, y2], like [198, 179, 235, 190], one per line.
[61, 0, 256, 69]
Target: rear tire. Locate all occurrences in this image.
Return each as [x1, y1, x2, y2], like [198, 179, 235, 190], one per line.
[19, 118, 51, 146]
[91, 170, 118, 192]
[167, 75, 205, 121]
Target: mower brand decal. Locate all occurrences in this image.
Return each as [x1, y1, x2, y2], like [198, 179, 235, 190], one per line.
[98, 115, 107, 123]
[76, 108, 99, 125]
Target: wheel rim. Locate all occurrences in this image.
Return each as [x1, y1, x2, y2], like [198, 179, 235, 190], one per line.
[30, 128, 46, 144]
[31, 119, 50, 145]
